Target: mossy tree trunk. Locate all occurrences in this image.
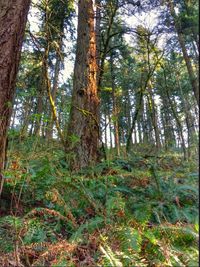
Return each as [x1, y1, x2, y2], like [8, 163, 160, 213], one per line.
[0, 0, 30, 197]
[66, 0, 99, 170]
[0, 0, 31, 174]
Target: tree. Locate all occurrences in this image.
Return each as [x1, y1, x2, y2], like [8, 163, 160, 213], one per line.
[0, 0, 31, 180]
[126, 26, 163, 153]
[66, 0, 99, 170]
[28, 0, 74, 140]
[166, 0, 199, 105]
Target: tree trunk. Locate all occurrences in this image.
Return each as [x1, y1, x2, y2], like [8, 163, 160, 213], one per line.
[133, 128, 137, 144]
[167, 0, 199, 105]
[10, 98, 18, 129]
[33, 69, 45, 137]
[177, 76, 197, 158]
[110, 53, 120, 156]
[141, 98, 148, 143]
[137, 121, 142, 143]
[98, 4, 118, 89]
[104, 114, 108, 148]
[0, 0, 31, 175]
[108, 112, 113, 149]
[20, 95, 32, 138]
[95, 0, 101, 86]
[126, 91, 133, 145]
[66, 0, 99, 170]
[166, 85, 187, 160]
[46, 53, 61, 140]
[147, 82, 162, 149]
[46, 21, 64, 140]
[146, 99, 154, 144]
[160, 104, 176, 149]
[126, 89, 143, 153]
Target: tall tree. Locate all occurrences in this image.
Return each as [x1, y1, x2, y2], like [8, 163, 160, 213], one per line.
[66, 0, 99, 170]
[166, 0, 199, 105]
[0, 0, 31, 178]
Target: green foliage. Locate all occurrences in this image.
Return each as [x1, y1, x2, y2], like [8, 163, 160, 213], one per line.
[0, 216, 23, 253]
[120, 227, 142, 252]
[70, 216, 104, 243]
[23, 218, 52, 244]
[0, 143, 198, 266]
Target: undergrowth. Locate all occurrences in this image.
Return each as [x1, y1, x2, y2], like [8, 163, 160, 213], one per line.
[0, 138, 198, 266]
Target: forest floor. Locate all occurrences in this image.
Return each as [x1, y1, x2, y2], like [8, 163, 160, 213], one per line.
[0, 138, 198, 267]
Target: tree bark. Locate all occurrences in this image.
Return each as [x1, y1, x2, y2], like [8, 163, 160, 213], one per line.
[66, 0, 99, 170]
[0, 0, 31, 174]
[95, 0, 101, 85]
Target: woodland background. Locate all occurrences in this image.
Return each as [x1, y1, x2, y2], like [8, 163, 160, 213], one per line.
[0, 0, 199, 266]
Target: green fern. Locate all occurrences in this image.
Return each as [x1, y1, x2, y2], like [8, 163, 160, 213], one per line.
[69, 216, 104, 243]
[0, 216, 23, 253]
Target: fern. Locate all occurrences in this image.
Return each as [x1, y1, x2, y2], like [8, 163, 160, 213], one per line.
[99, 244, 123, 267]
[0, 216, 23, 253]
[69, 216, 104, 243]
